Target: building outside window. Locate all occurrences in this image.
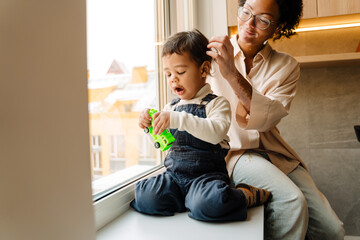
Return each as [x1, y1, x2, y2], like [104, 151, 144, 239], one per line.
[87, 0, 165, 200]
[138, 135, 157, 166]
[91, 135, 102, 179]
[109, 135, 125, 172]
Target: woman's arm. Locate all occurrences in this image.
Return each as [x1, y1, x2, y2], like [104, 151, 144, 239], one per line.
[207, 35, 300, 133]
[207, 35, 252, 112]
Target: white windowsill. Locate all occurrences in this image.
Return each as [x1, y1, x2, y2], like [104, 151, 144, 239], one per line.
[97, 206, 264, 240]
[94, 166, 264, 239]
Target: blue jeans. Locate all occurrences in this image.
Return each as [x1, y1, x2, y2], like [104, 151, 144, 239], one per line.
[232, 152, 345, 240]
[130, 171, 247, 222]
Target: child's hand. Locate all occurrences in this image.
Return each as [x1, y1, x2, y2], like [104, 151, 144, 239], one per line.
[152, 111, 170, 135]
[139, 108, 152, 129]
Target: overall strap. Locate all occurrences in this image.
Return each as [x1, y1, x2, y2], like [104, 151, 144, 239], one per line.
[170, 97, 181, 106]
[198, 93, 218, 109]
[170, 93, 218, 108]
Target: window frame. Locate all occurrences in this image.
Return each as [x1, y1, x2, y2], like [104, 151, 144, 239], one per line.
[93, 0, 170, 231]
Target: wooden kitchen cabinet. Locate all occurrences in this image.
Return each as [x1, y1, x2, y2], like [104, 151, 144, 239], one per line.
[302, 0, 317, 19]
[317, 0, 360, 17]
[303, 0, 360, 19]
[269, 26, 360, 68]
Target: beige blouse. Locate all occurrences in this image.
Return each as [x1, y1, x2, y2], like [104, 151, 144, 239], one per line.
[207, 35, 306, 176]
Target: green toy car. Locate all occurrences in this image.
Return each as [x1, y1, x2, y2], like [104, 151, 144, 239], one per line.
[144, 109, 175, 151]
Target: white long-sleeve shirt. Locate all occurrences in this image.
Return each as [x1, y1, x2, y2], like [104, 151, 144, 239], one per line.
[163, 83, 231, 149]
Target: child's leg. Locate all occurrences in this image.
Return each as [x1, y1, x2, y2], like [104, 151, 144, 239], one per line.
[185, 173, 248, 222]
[130, 172, 186, 216]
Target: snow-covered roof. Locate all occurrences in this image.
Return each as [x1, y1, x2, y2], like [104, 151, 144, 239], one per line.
[88, 73, 131, 90]
[88, 72, 157, 114]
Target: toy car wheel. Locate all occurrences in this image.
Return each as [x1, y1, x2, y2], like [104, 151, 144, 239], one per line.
[154, 142, 160, 149]
[144, 127, 149, 133]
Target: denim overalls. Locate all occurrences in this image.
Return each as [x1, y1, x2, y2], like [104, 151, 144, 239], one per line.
[131, 94, 247, 222]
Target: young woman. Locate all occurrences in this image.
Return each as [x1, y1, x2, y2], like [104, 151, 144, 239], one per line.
[207, 0, 345, 239]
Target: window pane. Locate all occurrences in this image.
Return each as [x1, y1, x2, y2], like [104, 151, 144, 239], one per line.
[87, 0, 162, 200]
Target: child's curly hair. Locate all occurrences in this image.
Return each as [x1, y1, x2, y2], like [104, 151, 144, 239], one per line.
[238, 0, 303, 40]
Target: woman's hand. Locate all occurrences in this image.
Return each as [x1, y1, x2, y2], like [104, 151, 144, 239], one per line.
[207, 35, 239, 81]
[138, 108, 152, 129]
[152, 111, 170, 135]
[207, 35, 253, 112]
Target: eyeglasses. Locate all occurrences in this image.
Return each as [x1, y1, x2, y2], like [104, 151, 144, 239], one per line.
[237, 6, 278, 30]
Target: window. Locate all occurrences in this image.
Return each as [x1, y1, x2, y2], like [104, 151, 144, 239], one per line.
[87, 0, 167, 201]
[91, 135, 102, 179]
[110, 135, 125, 172]
[138, 135, 157, 165]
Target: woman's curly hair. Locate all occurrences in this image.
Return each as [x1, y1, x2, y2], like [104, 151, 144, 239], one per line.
[238, 0, 303, 40]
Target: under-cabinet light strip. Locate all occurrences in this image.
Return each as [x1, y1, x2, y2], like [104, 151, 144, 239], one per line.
[295, 22, 360, 32]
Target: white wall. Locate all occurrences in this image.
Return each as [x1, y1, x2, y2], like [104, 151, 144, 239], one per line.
[0, 0, 96, 239]
[168, 0, 227, 37]
[196, 0, 228, 38]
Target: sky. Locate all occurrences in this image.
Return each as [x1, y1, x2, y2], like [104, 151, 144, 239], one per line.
[86, 0, 156, 78]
